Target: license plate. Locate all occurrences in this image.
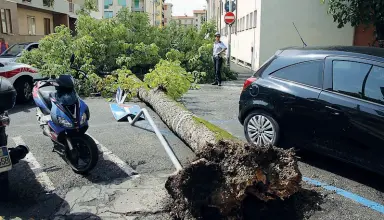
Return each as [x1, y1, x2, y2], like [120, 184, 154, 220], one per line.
[0, 146, 12, 173]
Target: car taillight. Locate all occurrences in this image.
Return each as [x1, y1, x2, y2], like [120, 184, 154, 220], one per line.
[242, 77, 257, 91]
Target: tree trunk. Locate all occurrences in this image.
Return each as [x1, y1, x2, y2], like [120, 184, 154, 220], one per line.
[137, 88, 302, 219]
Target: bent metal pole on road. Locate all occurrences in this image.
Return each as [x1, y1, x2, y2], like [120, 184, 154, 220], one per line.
[128, 108, 183, 172]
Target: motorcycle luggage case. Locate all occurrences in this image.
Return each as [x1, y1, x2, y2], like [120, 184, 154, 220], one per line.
[0, 77, 17, 112]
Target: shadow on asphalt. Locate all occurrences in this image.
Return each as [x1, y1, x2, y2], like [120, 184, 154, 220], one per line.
[297, 149, 384, 193]
[0, 161, 100, 219]
[8, 102, 35, 115]
[85, 153, 130, 185]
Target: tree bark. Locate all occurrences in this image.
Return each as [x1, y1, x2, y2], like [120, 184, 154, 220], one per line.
[137, 87, 302, 219]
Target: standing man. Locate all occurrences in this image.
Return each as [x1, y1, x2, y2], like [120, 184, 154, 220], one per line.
[0, 38, 9, 54]
[212, 32, 227, 86]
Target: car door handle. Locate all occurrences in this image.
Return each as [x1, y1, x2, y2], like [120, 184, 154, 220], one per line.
[325, 106, 342, 115]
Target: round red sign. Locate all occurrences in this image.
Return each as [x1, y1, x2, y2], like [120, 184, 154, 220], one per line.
[224, 12, 235, 25]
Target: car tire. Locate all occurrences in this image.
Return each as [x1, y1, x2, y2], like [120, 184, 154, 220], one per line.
[14, 77, 33, 103]
[244, 110, 280, 147]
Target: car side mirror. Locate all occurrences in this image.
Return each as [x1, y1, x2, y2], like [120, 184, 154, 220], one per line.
[70, 54, 75, 65]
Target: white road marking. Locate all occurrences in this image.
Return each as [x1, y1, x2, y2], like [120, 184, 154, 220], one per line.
[12, 136, 55, 193]
[86, 133, 138, 177]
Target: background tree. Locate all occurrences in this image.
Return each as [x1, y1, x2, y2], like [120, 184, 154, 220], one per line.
[322, 0, 384, 47]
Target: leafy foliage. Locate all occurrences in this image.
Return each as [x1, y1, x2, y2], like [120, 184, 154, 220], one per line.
[144, 60, 193, 100]
[20, 10, 237, 101]
[322, 0, 384, 40]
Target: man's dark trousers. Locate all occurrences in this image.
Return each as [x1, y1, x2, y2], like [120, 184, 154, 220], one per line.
[214, 56, 223, 84]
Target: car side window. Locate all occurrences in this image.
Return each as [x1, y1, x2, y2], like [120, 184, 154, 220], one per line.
[332, 61, 372, 99]
[27, 44, 39, 51]
[0, 63, 4, 67]
[364, 66, 384, 105]
[270, 60, 324, 88]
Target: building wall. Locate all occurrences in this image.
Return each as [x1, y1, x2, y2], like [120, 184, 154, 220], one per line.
[0, 0, 19, 44]
[100, 0, 132, 18]
[163, 3, 172, 25]
[12, 0, 80, 18]
[220, 0, 261, 70]
[17, 7, 54, 36]
[193, 12, 206, 29]
[215, 0, 355, 70]
[259, 0, 354, 68]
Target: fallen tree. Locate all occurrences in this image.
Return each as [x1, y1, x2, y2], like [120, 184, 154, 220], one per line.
[137, 87, 302, 219]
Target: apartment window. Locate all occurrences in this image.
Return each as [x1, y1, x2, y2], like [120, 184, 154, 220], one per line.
[27, 16, 36, 35]
[249, 12, 253, 28]
[104, 11, 113, 18]
[118, 0, 126, 7]
[240, 17, 243, 31]
[44, 18, 51, 35]
[69, 0, 74, 12]
[134, 0, 140, 8]
[104, 0, 113, 9]
[254, 10, 257, 28]
[1, 9, 12, 34]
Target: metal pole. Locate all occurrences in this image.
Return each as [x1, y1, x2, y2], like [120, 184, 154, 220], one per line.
[128, 108, 183, 171]
[227, 0, 232, 68]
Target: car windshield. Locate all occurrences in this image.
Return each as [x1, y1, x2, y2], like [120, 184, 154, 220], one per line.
[1, 43, 28, 56]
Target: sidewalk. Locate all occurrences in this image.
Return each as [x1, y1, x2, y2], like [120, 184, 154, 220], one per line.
[223, 62, 254, 87]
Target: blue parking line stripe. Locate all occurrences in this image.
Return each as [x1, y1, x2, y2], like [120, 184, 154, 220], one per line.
[303, 177, 384, 214]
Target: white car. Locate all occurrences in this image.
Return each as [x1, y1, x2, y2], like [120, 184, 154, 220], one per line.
[0, 42, 39, 63]
[0, 61, 40, 103]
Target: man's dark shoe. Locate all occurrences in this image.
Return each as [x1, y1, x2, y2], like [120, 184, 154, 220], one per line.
[212, 82, 218, 85]
[218, 83, 222, 86]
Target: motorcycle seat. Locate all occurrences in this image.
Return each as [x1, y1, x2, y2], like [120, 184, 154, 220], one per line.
[38, 86, 56, 110]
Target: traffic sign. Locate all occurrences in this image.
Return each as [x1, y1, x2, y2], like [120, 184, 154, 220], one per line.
[225, 0, 236, 12]
[224, 12, 235, 25]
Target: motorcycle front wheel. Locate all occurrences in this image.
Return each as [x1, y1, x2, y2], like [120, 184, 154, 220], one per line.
[65, 134, 99, 175]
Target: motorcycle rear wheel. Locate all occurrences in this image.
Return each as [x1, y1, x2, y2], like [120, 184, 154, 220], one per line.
[65, 134, 99, 175]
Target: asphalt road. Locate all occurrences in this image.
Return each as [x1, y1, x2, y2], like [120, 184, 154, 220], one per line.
[1, 98, 194, 219]
[181, 64, 384, 220]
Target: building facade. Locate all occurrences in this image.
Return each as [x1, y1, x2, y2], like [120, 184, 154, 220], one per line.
[91, 0, 165, 27]
[207, 0, 358, 71]
[163, 2, 171, 26]
[0, 0, 81, 45]
[171, 15, 194, 28]
[193, 10, 206, 29]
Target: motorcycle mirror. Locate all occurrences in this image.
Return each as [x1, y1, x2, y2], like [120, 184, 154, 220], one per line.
[70, 54, 75, 65]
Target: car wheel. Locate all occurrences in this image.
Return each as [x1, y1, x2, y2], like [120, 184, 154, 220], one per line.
[15, 77, 33, 103]
[244, 110, 280, 147]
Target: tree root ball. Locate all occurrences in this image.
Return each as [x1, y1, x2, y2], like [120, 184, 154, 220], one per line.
[165, 140, 302, 219]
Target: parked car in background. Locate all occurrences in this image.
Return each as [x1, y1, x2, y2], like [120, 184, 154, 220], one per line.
[238, 46, 384, 175]
[0, 61, 40, 103]
[0, 42, 39, 63]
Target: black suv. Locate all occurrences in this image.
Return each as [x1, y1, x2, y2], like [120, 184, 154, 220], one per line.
[238, 46, 384, 175]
